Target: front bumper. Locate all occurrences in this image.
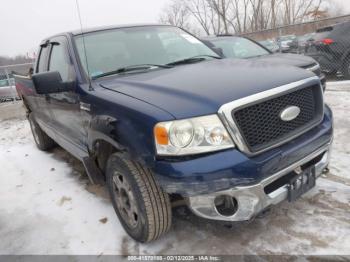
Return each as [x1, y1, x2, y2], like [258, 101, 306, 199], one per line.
[187, 140, 331, 221]
[154, 106, 333, 197]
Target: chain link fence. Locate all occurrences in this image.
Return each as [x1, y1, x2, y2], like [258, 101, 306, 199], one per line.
[0, 63, 33, 103]
[240, 14, 350, 81]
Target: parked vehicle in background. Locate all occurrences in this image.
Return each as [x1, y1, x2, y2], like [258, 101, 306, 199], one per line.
[0, 78, 19, 102]
[14, 25, 332, 243]
[277, 35, 297, 53]
[305, 21, 350, 79]
[259, 39, 279, 53]
[296, 33, 316, 54]
[202, 36, 326, 91]
[282, 34, 316, 54]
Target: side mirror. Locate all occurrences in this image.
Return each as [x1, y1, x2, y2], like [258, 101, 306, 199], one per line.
[32, 71, 75, 94]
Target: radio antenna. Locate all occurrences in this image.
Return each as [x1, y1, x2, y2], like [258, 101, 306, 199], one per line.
[75, 0, 93, 91]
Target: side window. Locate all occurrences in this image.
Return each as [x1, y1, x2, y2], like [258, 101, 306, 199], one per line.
[37, 46, 48, 73]
[48, 41, 71, 82]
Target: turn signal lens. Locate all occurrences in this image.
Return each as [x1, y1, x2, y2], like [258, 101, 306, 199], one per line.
[154, 124, 169, 145]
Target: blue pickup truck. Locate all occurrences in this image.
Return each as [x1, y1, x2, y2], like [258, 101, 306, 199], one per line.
[14, 25, 333, 243]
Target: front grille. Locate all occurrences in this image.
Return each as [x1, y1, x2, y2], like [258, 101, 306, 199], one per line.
[232, 84, 323, 153]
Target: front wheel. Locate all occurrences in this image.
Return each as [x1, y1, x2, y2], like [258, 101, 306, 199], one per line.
[106, 153, 172, 242]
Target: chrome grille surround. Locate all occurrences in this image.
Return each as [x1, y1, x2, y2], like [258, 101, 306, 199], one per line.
[305, 63, 322, 76]
[218, 76, 324, 156]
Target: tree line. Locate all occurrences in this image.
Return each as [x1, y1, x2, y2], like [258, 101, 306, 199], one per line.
[159, 0, 342, 35]
[0, 55, 34, 67]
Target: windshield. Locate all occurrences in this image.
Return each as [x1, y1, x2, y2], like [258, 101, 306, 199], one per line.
[211, 37, 270, 59]
[74, 26, 218, 78]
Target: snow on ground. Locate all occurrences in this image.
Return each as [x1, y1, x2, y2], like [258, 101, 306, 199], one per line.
[0, 120, 126, 255]
[325, 85, 350, 181]
[0, 83, 349, 255]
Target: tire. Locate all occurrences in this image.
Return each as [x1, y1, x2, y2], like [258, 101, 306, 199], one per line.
[106, 153, 172, 242]
[343, 57, 350, 80]
[28, 113, 56, 151]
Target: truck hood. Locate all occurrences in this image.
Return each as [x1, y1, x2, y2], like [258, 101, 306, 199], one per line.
[251, 53, 316, 68]
[99, 59, 314, 119]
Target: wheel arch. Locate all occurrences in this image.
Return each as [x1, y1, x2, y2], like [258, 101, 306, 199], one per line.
[87, 115, 125, 172]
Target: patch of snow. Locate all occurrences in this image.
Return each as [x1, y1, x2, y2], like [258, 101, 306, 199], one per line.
[325, 90, 350, 180]
[0, 121, 127, 255]
[327, 80, 350, 86]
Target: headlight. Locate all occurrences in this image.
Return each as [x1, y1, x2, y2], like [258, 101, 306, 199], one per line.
[154, 115, 234, 156]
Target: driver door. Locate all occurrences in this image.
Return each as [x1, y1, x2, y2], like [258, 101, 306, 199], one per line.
[46, 36, 88, 157]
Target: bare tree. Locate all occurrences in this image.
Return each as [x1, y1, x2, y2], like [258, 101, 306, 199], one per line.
[209, 0, 231, 34]
[226, 0, 251, 33]
[159, 0, 192, 30]
[0, 55, 34, 67]
[159, 0, 333, 36]
[283, 0, 325, 24]
[183, 0, 216, 35]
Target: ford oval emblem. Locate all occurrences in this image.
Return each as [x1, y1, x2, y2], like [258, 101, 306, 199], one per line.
[280, 106, 301, 121]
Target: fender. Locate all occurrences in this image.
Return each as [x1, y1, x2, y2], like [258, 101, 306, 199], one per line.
[87, 113, 156, 167]
[84, 115, 124, 184]
[87, 115, 123, 153]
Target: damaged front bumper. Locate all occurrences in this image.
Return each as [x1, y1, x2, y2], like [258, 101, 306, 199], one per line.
[187, 141, 332, 222]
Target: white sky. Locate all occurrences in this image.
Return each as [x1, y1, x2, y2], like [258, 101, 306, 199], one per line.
[1, 0, 349, 57]
[0, 0, 170, 57]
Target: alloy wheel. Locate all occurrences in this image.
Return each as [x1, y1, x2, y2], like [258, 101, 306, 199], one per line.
[112, 171, 139, 228]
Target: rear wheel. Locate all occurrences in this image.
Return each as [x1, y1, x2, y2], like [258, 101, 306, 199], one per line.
[106, 153, 172, 242]
[28, 113, 56, 151]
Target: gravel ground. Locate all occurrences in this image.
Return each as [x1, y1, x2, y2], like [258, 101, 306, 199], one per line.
[0, 84, 349, 256]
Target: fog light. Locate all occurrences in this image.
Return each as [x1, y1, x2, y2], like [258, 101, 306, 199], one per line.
[214, 195, 238, 216]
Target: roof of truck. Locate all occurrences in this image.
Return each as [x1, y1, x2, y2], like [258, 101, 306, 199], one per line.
[72, 23, 173, 35]
[40, 24, 174, 44]
[54, 24, 171, 38]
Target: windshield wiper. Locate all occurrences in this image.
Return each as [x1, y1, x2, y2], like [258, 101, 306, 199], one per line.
[166, 55, 222, 66]
[92, 64, 172, 79]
